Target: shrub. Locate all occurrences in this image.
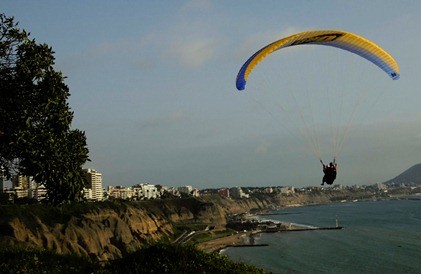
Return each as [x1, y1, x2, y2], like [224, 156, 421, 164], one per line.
[106, 243, 266, 273]
[0, 247, 101, 274]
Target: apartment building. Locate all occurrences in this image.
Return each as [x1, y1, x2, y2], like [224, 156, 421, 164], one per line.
[83, 168, 103, 201]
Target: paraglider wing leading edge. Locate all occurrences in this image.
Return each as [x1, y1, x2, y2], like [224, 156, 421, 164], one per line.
[236, 30, 400, 91]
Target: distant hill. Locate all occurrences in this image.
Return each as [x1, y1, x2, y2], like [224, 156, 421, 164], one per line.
[384, 163, 421, 185]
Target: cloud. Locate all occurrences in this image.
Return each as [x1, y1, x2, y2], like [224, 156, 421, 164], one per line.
[150, 0, 221, 68]
[164, 38, 218, 68]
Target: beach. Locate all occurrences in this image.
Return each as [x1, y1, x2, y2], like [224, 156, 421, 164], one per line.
[196, 211, 343, 253]
[197, 230, 261, 253]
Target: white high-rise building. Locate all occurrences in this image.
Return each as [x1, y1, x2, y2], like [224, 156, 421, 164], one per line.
[83, 168, 103, 201]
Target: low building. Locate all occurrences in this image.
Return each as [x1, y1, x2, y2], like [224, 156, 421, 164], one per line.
[12, 175, 30, 189]
[134, 183, 159, 200]
[230, 187, 249, 199]
[376, 183, 387, 191]
[218, 188, 230, 198]
[191, 188, 200, 197]
[166, 187, 181, 197]
[11, 175, 46, 201]
[332, 184, 343, 190]
[108, 186, 134, 200]
[280, 186, 295, 195]
[28, 182, 47, 201]
[178, 185, 193, 195]
[14, 186, 29, 199]
[264, 187, 273, 194]
[177, 185, 200, 197]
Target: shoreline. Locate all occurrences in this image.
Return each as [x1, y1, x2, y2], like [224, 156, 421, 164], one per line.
[197, 197, 419, 253]
[196, 230, 262, 253]
[197, 202, 347, 253]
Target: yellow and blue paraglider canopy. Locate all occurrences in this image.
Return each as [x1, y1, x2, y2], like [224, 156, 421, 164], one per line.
[236, 30, 399, 91]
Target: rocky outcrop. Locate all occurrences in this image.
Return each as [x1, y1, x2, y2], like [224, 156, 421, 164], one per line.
[0, 198, 237, 260]
[0, 203, 174, 261]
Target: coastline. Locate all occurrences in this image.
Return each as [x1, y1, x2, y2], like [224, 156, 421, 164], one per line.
[196, 202, 346, 253]
[196, 204, 300, 253]
[207, 199, 421, 273]
[197, 196, 421, 253]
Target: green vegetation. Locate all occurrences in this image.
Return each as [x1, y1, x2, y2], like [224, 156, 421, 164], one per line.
[0, 244, 266, 274]
[0, 200, 125, 223]
[189, 229, 236, 244]
[0, 247, 101, 274]
[0, 13, 89, 205]
[201, 193, 224, 203]
[108, 243, 265, 273]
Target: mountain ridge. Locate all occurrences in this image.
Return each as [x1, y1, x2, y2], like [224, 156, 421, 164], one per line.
[384, 163, 421, 184]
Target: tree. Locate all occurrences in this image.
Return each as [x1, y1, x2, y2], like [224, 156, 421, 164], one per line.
[0, 14, 89, 205]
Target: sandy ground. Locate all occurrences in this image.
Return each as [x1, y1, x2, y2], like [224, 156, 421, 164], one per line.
[196, 231, 260, 253]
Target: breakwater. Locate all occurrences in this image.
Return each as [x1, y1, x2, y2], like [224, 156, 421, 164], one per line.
[226, 244, 269, 248]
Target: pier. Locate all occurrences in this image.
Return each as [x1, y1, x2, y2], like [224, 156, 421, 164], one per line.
[262, 220, 344, 232]
[281, 226, 343, 232]
[226, 244, 269, 248]
[256, 212, 302, 216]
[262, 226, 343, 233]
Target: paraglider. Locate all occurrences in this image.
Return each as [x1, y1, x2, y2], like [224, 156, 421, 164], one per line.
[321, 159, 338, 185]
[236, 30, 399, 91]
[235, 30, 399, 185]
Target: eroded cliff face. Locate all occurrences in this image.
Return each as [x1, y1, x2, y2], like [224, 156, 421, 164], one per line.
[0, 198, 236, 260]
[0, 195, 325, 260]
[218, 196, 277, 213]
[0, 204, 174, 261]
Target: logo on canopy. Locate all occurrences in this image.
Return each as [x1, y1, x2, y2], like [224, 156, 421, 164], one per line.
[291, 33, 344, 46]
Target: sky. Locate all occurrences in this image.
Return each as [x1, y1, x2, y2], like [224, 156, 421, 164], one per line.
[2, 0, 421, 189]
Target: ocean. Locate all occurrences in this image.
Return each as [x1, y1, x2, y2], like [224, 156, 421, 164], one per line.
[222, 198, 421, 273]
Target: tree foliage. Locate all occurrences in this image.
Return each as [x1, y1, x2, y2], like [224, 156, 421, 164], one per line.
[0, 243, 266, 273]
[0, 247, 99, 274]
[0, 14, 89, 205]
[107, 243, 266, 273]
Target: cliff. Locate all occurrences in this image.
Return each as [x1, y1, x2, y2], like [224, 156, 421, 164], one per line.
[0, 198, 233, 261]
[0, 190, 374, 260]
[0, 202, 169, 260]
